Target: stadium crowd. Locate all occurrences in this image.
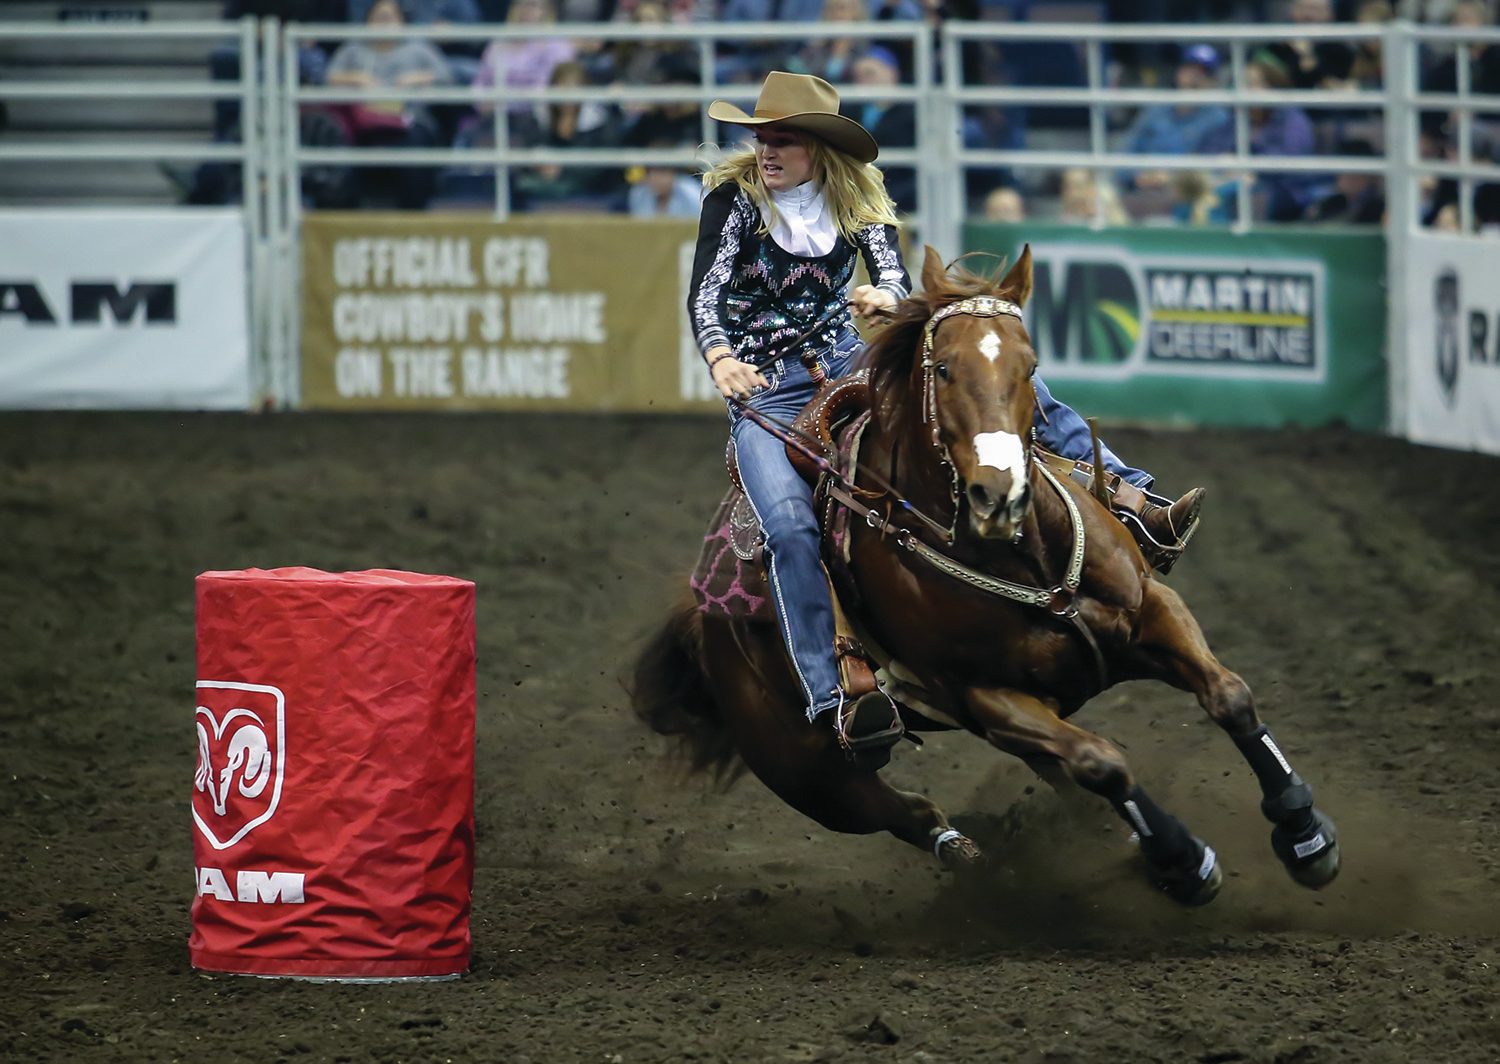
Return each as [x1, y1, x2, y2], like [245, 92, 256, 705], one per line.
[185, 0, 1500, 228]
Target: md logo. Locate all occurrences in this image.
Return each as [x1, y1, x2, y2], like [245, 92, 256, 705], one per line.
[1016, 245, 1323, 378]
[1028, 258, 1140, 366]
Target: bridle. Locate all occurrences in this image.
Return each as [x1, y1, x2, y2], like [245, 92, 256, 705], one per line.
[918, 295, 1028, 537]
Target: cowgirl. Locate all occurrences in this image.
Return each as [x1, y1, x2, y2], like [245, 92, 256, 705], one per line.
[688, 72, 1204, 755]
[688, 72, 908, 754]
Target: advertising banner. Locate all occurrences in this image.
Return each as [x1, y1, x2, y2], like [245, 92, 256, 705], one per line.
[300, 212, 721, 412]
[0, 208, 251, 410]
[964, 223, 1387, 430]
[1402, 232, 1500, 455]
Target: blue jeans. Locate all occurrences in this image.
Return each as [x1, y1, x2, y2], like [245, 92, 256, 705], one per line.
[1033, 377, 1153, 490]
[727, 331, 861, 721]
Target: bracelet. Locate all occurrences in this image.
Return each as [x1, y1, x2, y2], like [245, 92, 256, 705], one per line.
[706, 351, 734, 371]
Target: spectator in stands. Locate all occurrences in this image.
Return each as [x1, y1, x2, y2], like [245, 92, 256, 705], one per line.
[592, 0, 697, 86]
[1348, 0, 1392, 90]
[1305, 138, 1385, 222]
[1423, 0, 1500, 144]
[172, 1, 342, 204]
[1170, 170, 1237, 226]
[1058, 167, 1128, 225]
[721, 0, 824, 23]
[609, 0, 704, 18]
[842, 47, 917, 212]
[473, 0, 576, 115]
[347, 0, 482, 85]
[791, 0, 871, 84]
[347, 0, 476, 18]
[325, 0, 453, 208]
[625, 68, 702, 148]
[1118, 45, 1232, 190]
[717, 0, 820, 83]
[510, 61, 627, 210]
[1266, 0, 1357, 90]
[1205, 50, 1319, 220]
[982, 186, 1025, 222]
[629, 160, 702, 217]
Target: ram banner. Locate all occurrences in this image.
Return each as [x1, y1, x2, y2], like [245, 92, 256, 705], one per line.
[300, 213, 718, 412]
[1402, 232, 1500, 455]
[0, 208, 251, 410]
[965, 223, 1387, 430]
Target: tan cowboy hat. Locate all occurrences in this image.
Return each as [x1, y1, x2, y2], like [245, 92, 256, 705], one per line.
[709, 71, 880, 164]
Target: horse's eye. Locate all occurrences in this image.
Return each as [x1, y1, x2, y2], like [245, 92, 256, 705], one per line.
[935, 362, 950, 381]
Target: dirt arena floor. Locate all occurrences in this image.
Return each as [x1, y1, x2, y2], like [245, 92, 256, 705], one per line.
[2, 410, 1498, 1064]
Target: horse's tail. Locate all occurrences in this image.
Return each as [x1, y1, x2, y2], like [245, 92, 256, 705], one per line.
[630, 604, 743, 786]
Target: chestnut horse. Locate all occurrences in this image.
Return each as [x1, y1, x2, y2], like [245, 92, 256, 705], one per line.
[632, 246, 1340, 906]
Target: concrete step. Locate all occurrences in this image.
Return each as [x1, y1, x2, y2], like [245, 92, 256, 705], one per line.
[0, 37, 230, 66]
[0, 158, 185, 203]
[0, 1, 224, 22]
[7, 95, 217, 132]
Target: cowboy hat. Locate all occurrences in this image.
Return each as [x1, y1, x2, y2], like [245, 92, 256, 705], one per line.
[709, 71, 880, 164]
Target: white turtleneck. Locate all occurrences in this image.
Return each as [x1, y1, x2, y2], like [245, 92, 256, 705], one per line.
[761, 180, 838, 258]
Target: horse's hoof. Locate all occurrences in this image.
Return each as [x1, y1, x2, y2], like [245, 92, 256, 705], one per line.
[1273, 809, 1340, 890]
[1148, 842, 1223, 907]
[934, 830, 984, 870]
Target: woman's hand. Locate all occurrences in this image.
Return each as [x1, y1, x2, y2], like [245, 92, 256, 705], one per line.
[850, 285, 897, 320]
[707, 348, 769, 400]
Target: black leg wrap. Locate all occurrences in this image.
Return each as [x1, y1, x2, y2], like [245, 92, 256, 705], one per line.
[1116, 785, 1195, 867]
[1117, 785, 1221, 907]
[1233, 725, 1315, 833]
[1235, 728, 1340, 889]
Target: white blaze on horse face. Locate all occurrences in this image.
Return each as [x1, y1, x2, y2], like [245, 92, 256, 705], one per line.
[978, 330, 1001, 362]
[973, 430, 1027, 500]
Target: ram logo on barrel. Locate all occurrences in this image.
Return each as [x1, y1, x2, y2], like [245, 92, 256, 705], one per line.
[195, 710, 272, 815]
[192, 681, 286, 850]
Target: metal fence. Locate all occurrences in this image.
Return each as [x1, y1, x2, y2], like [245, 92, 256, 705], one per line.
[4, 17, 1497, 410]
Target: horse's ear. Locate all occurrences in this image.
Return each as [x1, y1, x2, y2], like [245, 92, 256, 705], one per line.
[1001, 244, 1034, 307]
[920, 244, 947, 295]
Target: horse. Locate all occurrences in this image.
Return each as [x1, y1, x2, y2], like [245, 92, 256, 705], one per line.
[632, 245, 1340, 906]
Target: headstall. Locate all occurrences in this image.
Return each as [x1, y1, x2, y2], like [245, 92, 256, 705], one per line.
[919, 296, 1027, 533]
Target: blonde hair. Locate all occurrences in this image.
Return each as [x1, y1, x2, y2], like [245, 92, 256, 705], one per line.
[700, 132, 900, 240]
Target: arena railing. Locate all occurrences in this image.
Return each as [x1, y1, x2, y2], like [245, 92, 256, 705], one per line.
[1381, 22, 1500, 439]
[264, 19, 934, 407]
[935, 21, 1390, 241]
[0, 18, 273, 402]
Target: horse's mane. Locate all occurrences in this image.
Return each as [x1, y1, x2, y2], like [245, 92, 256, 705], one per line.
[857, 254, 1022, 429]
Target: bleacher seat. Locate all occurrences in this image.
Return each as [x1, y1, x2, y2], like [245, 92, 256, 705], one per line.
[0, 0, 227, 204]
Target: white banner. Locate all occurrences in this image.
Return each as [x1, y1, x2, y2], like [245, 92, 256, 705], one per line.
[1404, 232, 1500, 455]
[0, 208, 250, 410]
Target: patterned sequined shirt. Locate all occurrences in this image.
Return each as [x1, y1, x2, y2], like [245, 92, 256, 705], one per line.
[687, 182, 910, 369]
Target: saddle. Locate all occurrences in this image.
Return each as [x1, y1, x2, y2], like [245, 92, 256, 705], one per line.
[722, 369, 873, 495]
[693, 371, 886, 710]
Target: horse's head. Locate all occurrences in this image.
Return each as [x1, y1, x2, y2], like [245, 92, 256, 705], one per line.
[912, 244, 1038, 542]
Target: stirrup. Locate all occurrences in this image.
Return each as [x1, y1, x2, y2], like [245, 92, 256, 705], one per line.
[1118, 488, 1204, 575]
[835, 690, 904, 758]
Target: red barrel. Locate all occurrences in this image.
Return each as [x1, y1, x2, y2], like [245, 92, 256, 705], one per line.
[190, 567, 475, 979]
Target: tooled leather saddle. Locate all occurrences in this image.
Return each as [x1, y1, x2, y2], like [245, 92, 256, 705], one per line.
[689, 370, 874, 626]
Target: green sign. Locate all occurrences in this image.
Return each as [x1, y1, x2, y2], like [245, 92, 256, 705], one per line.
[963, 223, 1387, 429]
